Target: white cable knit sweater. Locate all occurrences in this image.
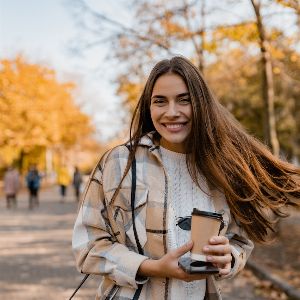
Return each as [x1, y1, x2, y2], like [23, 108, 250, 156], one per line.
[160, 146, 215, 300]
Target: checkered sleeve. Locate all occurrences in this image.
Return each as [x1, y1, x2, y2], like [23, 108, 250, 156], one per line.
[72, 156, 149, 289]
[216, 218, 254, 280]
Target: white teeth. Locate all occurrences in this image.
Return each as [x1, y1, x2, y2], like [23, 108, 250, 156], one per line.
[165, 124, 184, 129]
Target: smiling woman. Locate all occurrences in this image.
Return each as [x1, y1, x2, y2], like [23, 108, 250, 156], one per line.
[72, 56, 300, 300]
[150, 73, 192, 153]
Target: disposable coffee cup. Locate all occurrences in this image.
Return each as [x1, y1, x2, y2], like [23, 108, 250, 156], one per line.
[178, 208, 224, 274]
[190, 209, 224, 261]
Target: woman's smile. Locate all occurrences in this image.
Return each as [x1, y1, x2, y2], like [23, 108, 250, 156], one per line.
[162, 122, 189, 132]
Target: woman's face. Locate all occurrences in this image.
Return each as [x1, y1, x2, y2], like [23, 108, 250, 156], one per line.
[150, 72, 192, 153]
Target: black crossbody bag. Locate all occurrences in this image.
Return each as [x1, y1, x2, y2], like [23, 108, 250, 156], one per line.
[69, 153, 144, 300]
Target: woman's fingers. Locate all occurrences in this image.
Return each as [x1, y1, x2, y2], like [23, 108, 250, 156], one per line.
[219, 262, 232, 276]
[203, 244, 232, 255]
[173, 240, 193, 258]
[209, 235, 229, 245]
[160, 239, 231, 281]
[203, 235, 231, 255]
[206, 253, 232, 264]
[158, 241, 194, 278]
[201, 235, 232, 275]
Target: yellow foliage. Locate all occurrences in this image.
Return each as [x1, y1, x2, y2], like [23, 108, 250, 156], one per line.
[204, 40, 218, 54]
[158, 9, 191, 40]
[270, 45, 285, 60]
[116, 75, 143, 111]
[290, 54, 298, 62]
[160, 19, 190, 38]
[0, 56, 94, 166]
[213, 23, 259, 45]
[275, 0, 300, 11]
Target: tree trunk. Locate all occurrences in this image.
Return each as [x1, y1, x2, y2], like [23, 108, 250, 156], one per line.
[251, 0, 280, 157]
[198, 0, 206, 73]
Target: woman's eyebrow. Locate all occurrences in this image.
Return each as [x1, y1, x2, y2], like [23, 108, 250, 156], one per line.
[151, 95, 166, 99]
[151, 92, 190, 99]
[176, 92, 190, 98]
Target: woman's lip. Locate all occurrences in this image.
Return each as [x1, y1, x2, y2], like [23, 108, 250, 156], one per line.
[162, 122, 188, 132]
[162, 122, 187, 127]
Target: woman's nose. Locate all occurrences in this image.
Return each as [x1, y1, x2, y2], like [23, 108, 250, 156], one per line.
[165, 102, 180, 117]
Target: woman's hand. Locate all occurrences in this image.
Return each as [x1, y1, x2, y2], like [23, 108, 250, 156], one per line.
[138, 241, 208, 282]
[138, 237, 232, 280]
[202, 235, 232, 276]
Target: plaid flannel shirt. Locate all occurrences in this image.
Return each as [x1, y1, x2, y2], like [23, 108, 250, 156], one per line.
[72, 133, 254, 300]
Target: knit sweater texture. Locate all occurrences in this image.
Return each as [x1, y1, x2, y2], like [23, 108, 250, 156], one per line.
[160, 146, 215, 300]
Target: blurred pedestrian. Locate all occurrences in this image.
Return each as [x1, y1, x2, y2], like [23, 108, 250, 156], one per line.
[57, 165, 71, 202]
[3, 166, 20, 209]
[26, 165, 41, 209]
[72, 166, 82, 202]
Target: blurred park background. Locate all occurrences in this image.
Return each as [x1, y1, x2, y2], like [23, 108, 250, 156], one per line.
[0, 0, 300, 299]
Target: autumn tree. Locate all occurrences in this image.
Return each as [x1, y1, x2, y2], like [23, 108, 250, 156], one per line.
[0, 56, 94, 171]
[206, 39, 300, 160]
[69, 0, 300, 159]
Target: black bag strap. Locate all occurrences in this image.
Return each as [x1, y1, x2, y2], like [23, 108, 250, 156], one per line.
[130, 154, 144, 300]
[68, 274, 89, 300]
[130, 155, 144, 255]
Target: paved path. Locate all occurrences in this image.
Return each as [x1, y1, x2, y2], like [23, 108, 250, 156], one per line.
[0, 187, 266, 300]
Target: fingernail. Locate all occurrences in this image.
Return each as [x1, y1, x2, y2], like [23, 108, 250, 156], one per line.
[203, 246, 209, 251]
[206, 256, 212, 261]
[210, 238, 216, 243]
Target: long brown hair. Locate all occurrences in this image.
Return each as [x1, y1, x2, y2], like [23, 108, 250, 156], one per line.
[126, 55, 300, 243]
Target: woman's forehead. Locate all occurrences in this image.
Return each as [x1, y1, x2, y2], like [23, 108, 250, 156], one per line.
[152, 73, 188, 97]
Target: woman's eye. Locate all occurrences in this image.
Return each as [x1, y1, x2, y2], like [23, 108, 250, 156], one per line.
[179, 98, 191, 103]
[153, 99, 165, 105]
